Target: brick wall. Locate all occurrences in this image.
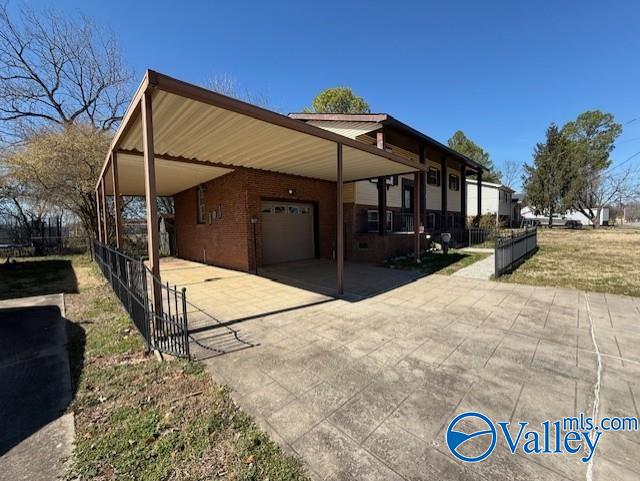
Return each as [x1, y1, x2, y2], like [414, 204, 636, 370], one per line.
[245, 169, 336, 271]
[174, 169, 250, 271]
[347, 233, 428, 262]
[174, 168, 337, 272]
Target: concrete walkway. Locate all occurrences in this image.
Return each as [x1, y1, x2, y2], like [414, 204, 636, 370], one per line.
[0, 294, 74, 481]
[452, 252, 495, 280]
[160, 258, 640, 480]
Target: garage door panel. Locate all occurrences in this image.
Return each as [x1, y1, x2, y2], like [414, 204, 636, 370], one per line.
[262, 202, 315, 265]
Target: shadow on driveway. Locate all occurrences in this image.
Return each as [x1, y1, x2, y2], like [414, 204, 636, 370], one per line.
[0, 302, 84, 456]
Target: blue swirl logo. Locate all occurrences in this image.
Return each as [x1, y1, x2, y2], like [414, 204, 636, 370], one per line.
[446, 412, 497, 462]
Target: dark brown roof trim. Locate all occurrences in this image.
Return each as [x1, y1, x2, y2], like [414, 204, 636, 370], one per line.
[288, 113, 388, 123]
[288, 112, 486, 173]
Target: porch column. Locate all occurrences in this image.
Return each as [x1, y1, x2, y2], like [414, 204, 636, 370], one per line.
[476, 170, 483, 226]
[95, 188, 102, 243]
[376, 130, 386, 235]
[336, 143, 344, 295]
[141, 90, 163, 313]
[413, 171, 421, 262]
[111, 151, 124, 249]
[419, 144, 426, 227]
[440, 156, 448, 229]
[100, 176, 108, 243]
[461, 167, 467, 228]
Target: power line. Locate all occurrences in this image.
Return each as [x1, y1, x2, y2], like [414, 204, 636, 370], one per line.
[609, 150, 640, 173]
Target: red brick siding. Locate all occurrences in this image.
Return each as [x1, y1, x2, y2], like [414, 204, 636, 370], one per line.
[245, 169, 336, 270]
[347, 233, 428, 262]
[174, 170, 250, 271]
[174, 168, 337, 272]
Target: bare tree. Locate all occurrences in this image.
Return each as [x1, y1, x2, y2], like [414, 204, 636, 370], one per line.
[502, 159, 522, 190]
[0, 4, 133, 244]
[0, 3, 132, 142]
[203, 73, 273, 110]
[572, 166, 637, 228]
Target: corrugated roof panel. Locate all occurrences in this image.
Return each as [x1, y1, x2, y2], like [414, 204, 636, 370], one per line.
[103, 154, 232, 196]
[306, 120, 381, 140]
[117, 89, 419, 185]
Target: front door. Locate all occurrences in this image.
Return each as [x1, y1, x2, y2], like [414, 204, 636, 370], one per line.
[401, 179, 414, 231]
[402, 179, 414, 213]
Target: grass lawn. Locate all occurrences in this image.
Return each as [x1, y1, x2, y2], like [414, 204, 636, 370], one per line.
[382, 249, 490, 275]
[499, 228, 640, 297]
[0, 256, 79, 299]
[3, 255, 308, 481]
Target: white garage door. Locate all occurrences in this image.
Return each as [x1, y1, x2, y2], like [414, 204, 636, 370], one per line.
[261, 201, 315, 265]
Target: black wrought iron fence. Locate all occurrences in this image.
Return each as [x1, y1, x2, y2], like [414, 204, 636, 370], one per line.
[394, 213, 415, 233]
[468, 228, 497, 247]
[93, 241, 190, 359]
[147, 270, 190, 359]
[494, 227, 538, 277]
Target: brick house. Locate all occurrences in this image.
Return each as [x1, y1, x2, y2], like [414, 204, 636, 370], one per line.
[289, 114, 484, 261]
[95, 70, 485, 294]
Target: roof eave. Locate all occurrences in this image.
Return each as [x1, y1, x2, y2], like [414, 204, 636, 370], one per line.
[381, 115, 486, 172]
[96, 71, 427, 190]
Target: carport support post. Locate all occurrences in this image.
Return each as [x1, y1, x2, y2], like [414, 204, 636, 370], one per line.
[419, 144, 426, 226]
[100, 177, 108, 244]
[141, 90, 163, 317]
[413, 171, 421, 262]
[376, 130, 387, 235]
[95, 188, 102, 243]
[461, 167, 467, 228]
[336, 143, 344, 296]
[111, 151, 124, 249]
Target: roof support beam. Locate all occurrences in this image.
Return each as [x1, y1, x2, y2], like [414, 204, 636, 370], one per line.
[441, 156, 448, 229]
[461, 167, 467, 229]
[142, 90, 163, 316]
[95, 188, 102, 243]
[111, 151, 123, 249]
[336, 143, 344, 296]
[414, 171, 421, 263]
[376, 130, 387, 236]
[419, 144, 426, 225]
[100, 177, 108, 243]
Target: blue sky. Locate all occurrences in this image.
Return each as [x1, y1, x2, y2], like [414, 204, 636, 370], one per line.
[28, 0, 640, 189]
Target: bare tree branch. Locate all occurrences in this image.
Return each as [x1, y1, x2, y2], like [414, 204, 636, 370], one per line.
[502, 159, 522, 189]
[0, 3, 132, 141]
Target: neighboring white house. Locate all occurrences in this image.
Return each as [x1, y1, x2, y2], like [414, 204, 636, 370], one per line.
[521, 206, 610, 227]
[466, 178, 514, 224]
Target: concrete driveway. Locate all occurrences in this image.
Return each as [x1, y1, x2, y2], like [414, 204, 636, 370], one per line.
[160, 258, 640, 480]
[0, 294, 74, 481]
